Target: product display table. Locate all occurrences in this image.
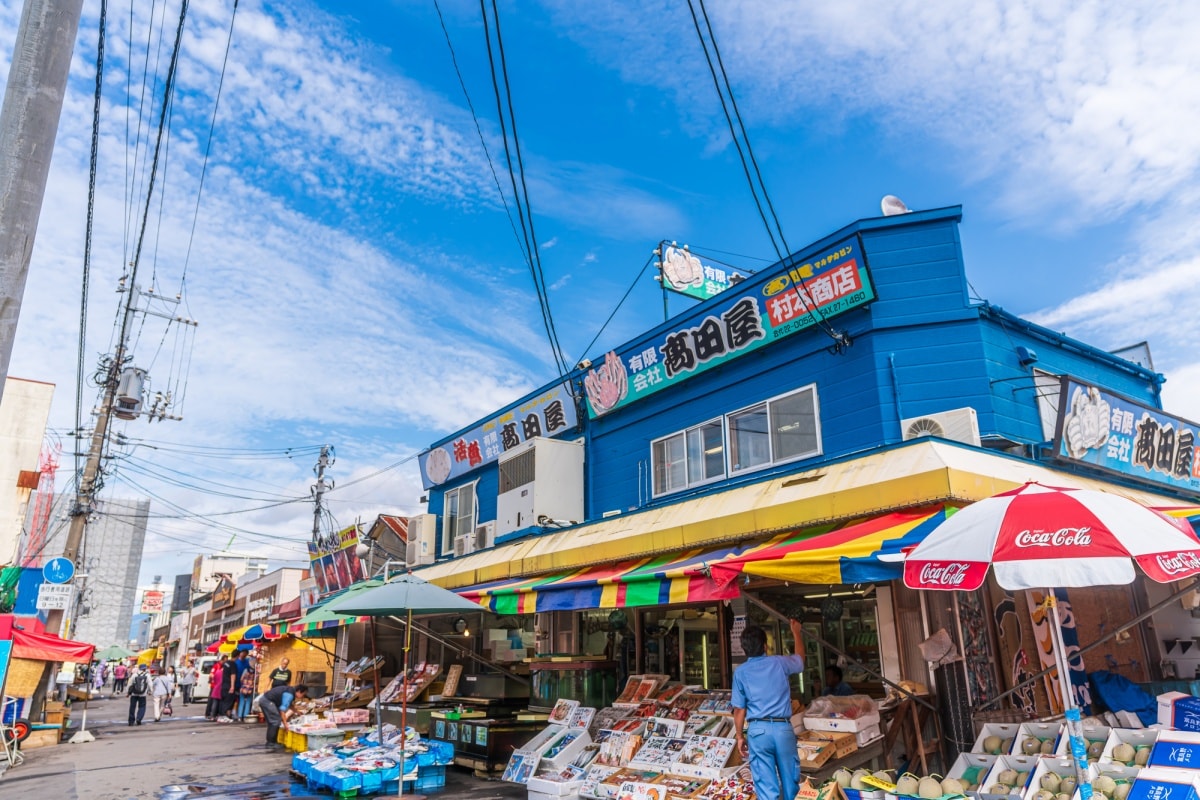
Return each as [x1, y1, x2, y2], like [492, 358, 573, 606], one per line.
[809, 739, 886, 783]
[278, 726, 362, 753]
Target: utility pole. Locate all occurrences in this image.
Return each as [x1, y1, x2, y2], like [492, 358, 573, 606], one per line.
[311, 445, 334, 547]
[0, 0, 86, 406]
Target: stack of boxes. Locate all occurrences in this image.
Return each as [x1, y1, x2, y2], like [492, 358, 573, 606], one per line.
[486, 628, 535, 662]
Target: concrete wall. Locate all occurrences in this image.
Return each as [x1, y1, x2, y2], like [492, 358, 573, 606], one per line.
[0, 376, 53, 564]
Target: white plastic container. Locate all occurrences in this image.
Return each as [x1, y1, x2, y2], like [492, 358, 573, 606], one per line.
[805, 712, 882, 733]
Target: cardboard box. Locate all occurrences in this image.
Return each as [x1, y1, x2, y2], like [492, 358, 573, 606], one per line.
[970, 723, 1022, 755]
[978, 754, 1040, 797]
[1157, 691, 1200, 732]
[805, 711, 881, 734]
[945, 752, 997, 795]
[1054, 723, 1111, 759]
[812, 730, 858, 759]
[1013, 721, 1062, 756]
[796, 731, 838, 770]
[1127, 767, 1200, 800]
[1101, 728, 1159, 766]
[1149, 729, 1200, 770]
[854, 725, 882, 746]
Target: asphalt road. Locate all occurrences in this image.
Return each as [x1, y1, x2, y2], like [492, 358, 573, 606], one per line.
[1, 694, 525, 799]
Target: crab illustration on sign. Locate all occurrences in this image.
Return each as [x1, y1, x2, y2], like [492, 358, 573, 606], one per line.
[584, 351, 628, 415]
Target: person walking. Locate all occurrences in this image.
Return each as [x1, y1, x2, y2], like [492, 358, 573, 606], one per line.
[237, 659, 257, 721]
[113, 662, 128, 693]
[732, 618, 806, 800]
[256, 684, 308, 746]
[151, 668, 174, 721]
[177, 661, 197, 705]
[268, 657, 292, 688]
[205, 658, 225, 721]
[126, 664, 151, 726]
[92, 661, 104, 695]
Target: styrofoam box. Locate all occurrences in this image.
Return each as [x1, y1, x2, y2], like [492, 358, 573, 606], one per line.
[978, 754, 1040, 797]
[1128, 767, 1200, 800]
[528, 773, 585, 797]
[1101, 728, 1159, 766]
[1158, 692, 1200, 734]
[1013, 722, 1062, 757]
[529, 791, 581, 800]
[540, 730, 593, 772]
[524, 725, 571, 757]
[805, 711, 881, 733]
[855, 725, 882, 746]
[1148, 729, 1200, 770]
[972, 723, 1023, 755]
[946, 752, 998, 795]
[1053, 724, 1111, 759]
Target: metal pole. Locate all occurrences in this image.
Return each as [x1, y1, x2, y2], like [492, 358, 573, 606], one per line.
[0, 0, 85, 405]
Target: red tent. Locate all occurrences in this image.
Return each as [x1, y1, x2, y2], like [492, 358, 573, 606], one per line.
[10, 629, 95, 663]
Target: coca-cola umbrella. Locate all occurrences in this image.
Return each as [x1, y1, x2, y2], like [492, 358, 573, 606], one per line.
[904, 482, 1200, 797]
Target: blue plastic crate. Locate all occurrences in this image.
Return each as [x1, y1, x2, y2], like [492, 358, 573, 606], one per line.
[417, 740, 455, 766]
[416, 765, 446, 791]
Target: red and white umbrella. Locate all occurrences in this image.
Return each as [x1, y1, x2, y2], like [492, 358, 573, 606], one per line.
[903, 481, 1200, 794]
[904, 481, 1200, 591]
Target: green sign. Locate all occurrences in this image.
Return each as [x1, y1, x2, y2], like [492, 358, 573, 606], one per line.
[660, 246, 746, 301]
[585, 236, 874, 418]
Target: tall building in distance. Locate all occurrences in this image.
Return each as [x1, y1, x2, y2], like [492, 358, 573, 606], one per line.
[0, 376, 54, 566]
[70, 497, 150, 648]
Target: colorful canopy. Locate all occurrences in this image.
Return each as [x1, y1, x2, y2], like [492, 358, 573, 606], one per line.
[136, 647, 159, 665]
[10, 629, 96, 663]
[459, 543, 760, 615]
[708, 506, 954, 589]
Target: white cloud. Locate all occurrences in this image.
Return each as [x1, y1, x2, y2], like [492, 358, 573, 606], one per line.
[550, 274, 571, 291]
[541, 237, 559, 250]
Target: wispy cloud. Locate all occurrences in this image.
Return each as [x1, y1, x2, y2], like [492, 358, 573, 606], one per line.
[550, 274, 571, 290]
[541, 237, 559, 250]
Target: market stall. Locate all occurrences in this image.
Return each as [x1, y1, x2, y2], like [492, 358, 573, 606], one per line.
[0, 628, 95, 749]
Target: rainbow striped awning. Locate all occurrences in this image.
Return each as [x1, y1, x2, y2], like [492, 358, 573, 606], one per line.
[457, 507, 954, 613]
[707, 506, 953, 589]
[458, 544, 753, 615]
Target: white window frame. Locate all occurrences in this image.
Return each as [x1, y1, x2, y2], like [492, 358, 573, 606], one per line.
[650, 417, 726, 498]
[441, 481, 478, 556]
[726, 383, 822, 477]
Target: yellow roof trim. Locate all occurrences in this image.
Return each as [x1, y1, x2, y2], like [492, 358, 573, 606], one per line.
[416, 440, 1187, 591]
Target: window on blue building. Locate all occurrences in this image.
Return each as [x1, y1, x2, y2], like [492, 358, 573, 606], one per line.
[442, 483, 477, 555]
[653, 418, 725, 496]
[729, 404, 771, 472]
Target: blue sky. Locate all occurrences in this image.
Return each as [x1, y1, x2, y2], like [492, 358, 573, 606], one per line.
[4, 0, 1200, 585]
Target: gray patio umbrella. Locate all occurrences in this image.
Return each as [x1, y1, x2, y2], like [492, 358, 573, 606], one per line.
[327, 573, 482, 797]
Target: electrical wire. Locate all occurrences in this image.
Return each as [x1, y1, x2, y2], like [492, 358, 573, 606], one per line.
[685, 0, 850, 352]
[77, 0, 107, 484]
[577, 253, 656, 363]
[433, 0, 528, 268]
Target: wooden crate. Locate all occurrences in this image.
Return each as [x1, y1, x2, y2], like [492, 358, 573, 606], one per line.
[797, 731, 838, 770]
[22, 727, 61, 750]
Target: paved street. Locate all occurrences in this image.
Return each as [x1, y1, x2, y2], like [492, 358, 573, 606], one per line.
[1, 694, 524, 799]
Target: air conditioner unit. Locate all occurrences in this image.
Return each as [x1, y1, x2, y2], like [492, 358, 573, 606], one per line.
[404, 513, 437, 567]
[901, 407, 981, 447]
[454, 532, 476, 557]
[496, 437, 585, 536]
[474, 521, 495, 550]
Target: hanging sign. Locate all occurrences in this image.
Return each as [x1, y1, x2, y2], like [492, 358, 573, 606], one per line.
[1052, 377, 1200, 496]
[417, 382, 578, 488]
[585, 236, 874, 418]
[307, 525, 365, 596]
[140, 590, 165, 614]
[660, 245, 747, 301]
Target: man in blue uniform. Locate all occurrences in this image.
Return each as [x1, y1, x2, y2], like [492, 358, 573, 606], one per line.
[732, 618, 805, 800]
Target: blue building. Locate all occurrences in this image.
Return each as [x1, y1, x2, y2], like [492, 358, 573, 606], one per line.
[409, 206, 1199, 721]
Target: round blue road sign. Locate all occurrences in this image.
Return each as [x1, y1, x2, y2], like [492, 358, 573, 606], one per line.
[43, 557, 75, 584]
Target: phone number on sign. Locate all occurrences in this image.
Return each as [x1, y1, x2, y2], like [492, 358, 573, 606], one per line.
[769, 291, 869, 339]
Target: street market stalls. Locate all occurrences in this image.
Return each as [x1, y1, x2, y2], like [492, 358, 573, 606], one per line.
[0, 627, 95, 749]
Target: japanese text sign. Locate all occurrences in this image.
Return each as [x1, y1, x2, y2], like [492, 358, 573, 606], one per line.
[140, 590, 164, 614]
[418, 382, 578, 488]
[660, 245, 747, 301]
[36, 583, 73, 611]
[1053, 378, 1200, 496]
[585, 236, 874, 417]
[307, 525, 366, 596]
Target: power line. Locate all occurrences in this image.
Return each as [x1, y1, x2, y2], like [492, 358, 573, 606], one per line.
[577, 253, 656, 363]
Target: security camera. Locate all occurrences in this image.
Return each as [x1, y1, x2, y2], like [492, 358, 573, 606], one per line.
[576, 359, 593, 371]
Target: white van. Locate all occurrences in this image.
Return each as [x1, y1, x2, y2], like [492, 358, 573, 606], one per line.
[192, 656, 219, 700]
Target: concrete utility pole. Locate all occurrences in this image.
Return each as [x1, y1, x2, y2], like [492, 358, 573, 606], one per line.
[0, 0, 85, 406]
[311, 445, 333, 546]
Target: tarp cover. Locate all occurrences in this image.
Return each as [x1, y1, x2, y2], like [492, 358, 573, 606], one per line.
[10, 629, 95, 663]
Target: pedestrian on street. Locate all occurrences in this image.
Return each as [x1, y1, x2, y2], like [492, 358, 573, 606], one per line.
[151, 669, 174, 721]
[127, 664, 151, 726]
[113, 662, 128, 693]
[732, 618, 806, 800]
[205, 658, 225, 720]
[256, 684, 307, 746]
[219, 654, 240, 720]
[268, 657, 292, 688]
[237, 660, 257, 721]
[92, 660, 104, 694]
[177, 661, 197, 705]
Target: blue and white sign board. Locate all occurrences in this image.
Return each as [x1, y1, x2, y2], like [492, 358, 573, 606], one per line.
[36, 583, 74, 611]
[43, 557, 75, 584]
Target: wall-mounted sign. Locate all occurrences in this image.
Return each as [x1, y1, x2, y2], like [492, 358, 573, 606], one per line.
[585, 236, 874, 418]
[418, 382, 579, 489]
[247, 588, 277, 624]
[36, 583, 73, 611]
[299, 577, 321, 610]
[210, 574, 236, 611]
[140, 590, 165, 614]
[1053, 377, 1200, 496]
[660, 245, 747, 301]
[307, 525, 366, 596]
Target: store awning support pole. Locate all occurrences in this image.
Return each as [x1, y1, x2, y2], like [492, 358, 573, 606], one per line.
[744, 593, 937, 713]
[975, 579, 1197, 712]
[387, 618, 531, 686]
